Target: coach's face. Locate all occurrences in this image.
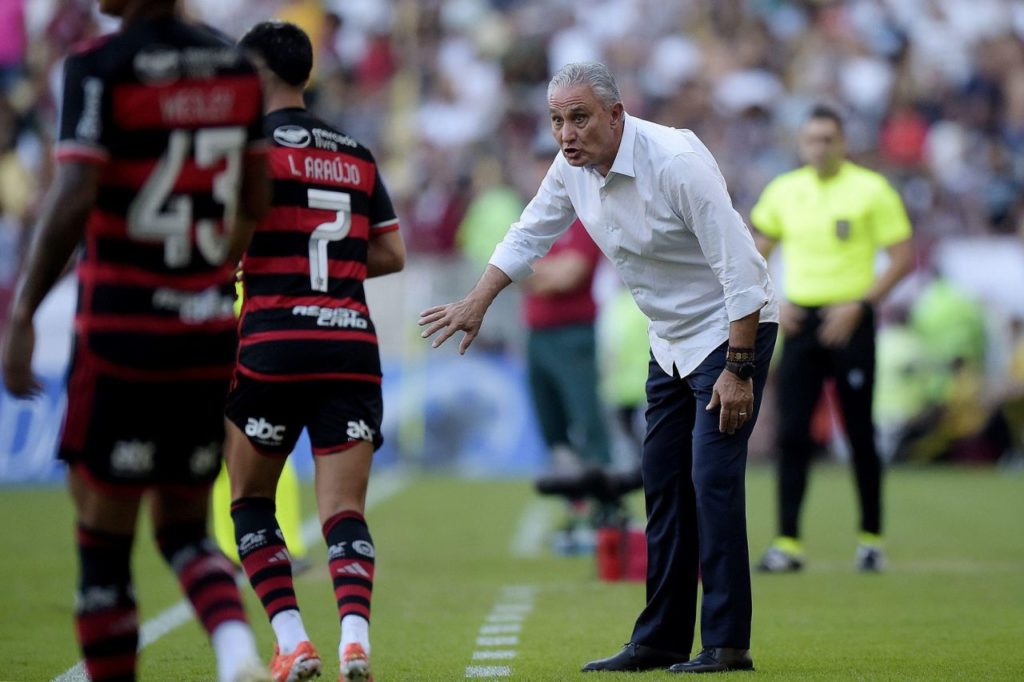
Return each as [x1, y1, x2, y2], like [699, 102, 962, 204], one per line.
[549, 84, 624, 177]
[799, 117, 845, 177]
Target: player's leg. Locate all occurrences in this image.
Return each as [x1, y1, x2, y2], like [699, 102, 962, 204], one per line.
[527, 329, 590, 550]
[526, 328, 574, 468]
[554, 323, 611, 467]
[212, 459, 308, 567]
[150, 483, 266, 682]
[224, 375, 317, 681]
[68, 467, 142, 682]
[225, 419, 319, 682]
[310, 381, 383, 682]
[315, 441, 375, 682]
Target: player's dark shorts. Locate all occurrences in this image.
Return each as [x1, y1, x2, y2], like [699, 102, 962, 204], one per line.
[59, 367, 229, 492]
[225, 373, 384, 456]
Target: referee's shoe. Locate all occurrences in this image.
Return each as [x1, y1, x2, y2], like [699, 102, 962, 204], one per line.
[755, 537, 804, 573]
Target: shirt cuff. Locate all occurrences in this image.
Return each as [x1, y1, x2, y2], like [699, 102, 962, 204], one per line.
[724, 285, 768, 322]
[489, 242, 534, 282]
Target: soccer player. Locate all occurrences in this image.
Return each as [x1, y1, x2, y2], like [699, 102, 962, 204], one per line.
[226, 22, 405, 682]
[0, 1, 270, 681]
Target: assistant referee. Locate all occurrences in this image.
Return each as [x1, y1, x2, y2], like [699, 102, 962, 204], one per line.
[750, 105, 913, 572]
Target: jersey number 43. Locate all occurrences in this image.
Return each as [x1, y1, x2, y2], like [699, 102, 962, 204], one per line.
[126, 126, 244, 267]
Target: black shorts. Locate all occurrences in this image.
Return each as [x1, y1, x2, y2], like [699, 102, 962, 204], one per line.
[225, 373, 384, 456]
[59, 364, 229, 491]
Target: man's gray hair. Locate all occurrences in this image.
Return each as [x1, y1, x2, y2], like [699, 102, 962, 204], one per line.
[547, 62, 621, 109]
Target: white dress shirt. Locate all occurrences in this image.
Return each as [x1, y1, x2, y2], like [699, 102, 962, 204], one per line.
[490, 113, 779, 378]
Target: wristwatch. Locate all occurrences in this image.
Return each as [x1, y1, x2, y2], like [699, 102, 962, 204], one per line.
[725, 360, 756, 380]
[725, 346, 756, 380]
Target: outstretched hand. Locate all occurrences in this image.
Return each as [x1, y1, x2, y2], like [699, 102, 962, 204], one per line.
[418, 296, 489, 355]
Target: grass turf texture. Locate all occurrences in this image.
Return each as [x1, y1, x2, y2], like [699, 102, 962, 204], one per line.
[1, 465, 1021, 681]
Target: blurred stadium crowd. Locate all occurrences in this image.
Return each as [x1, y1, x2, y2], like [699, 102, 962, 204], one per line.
[1, 0, 1022, 464]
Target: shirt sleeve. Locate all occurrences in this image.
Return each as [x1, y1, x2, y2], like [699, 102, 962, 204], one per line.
[488, 158, 577, 282]
[55, 52, 110, 164]
[669, 153, 772, 322]
[368, 166, 400, 233]
[868, 178, 912, 247]
[749, 179, 782, 239]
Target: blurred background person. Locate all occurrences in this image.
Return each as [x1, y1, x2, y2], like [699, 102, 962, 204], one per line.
[521, 133, 611, 553]
[750, 105, 914, 573]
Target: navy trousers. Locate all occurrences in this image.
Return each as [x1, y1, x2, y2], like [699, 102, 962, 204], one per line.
[630, 323, 777, 654]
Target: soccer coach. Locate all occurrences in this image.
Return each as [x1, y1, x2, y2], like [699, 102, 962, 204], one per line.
[419, 62, 778, 674]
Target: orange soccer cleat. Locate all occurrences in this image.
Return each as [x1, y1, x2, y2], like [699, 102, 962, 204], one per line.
[339, 642, 372, 682]
[270, 640, 322, 682]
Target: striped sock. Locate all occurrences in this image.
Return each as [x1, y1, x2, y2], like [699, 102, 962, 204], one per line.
[156, 523, 248, 635]
[323, 511, 375, 631]
[231, 497, 302, 631]
[75, 524, 138, 682]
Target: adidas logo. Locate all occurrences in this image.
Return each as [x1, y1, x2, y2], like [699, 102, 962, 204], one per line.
[267, 549, 291, 564]
[335, 562, 371, 578]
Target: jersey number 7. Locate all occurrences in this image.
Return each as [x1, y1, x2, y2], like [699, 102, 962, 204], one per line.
[306, 188, 352, 292]
[126, 126, 244, 267]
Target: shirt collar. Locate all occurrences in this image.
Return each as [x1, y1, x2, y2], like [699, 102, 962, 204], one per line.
[606, 112, 637, 178]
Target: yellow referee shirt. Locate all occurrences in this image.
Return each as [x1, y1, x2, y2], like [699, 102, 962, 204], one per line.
[751, 161, 911, 307]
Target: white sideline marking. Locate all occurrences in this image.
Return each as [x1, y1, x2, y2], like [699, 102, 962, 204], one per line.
[52, 471, 410, 682]
[472, 650, 517, 660]
[476, 635, 519, 647]
[465, 666, 511, 678]
[508, 498, 551, 558]
[486, 612, 525, 623]
[465, 585, 535, 679]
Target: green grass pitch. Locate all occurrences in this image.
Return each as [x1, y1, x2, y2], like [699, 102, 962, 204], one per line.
[1, 465, 1022, 680]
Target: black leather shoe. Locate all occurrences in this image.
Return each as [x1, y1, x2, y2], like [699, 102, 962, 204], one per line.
[581, 642, 689, 672]
[668, 647, 754, 673]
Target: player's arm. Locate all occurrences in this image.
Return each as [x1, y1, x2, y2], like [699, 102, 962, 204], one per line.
[366, 229, 405, 278]
[225, 151, 270, 264]
[2, 161, 98, 396]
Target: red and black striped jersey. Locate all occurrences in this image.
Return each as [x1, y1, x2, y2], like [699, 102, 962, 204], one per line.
[55, 16, 265, 381]
[236, 108, 399, 382]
